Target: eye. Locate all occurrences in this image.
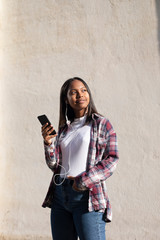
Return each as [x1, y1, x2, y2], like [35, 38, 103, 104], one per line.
[71, 90, 77, 95]
[81, 89, 87, 93]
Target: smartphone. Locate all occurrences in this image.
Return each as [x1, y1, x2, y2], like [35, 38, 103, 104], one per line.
[37, 114, 56, 135]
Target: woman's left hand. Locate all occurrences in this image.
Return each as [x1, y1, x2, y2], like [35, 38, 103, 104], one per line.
[67, 176, 81, 192]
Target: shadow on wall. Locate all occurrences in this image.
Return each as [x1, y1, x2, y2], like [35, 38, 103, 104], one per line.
[156, 0, 160, 54]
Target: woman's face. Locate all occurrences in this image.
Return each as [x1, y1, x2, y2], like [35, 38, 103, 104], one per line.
[67, 80, 90, 117]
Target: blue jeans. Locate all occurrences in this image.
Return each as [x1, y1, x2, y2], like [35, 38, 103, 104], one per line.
[50, 177, 106, 240]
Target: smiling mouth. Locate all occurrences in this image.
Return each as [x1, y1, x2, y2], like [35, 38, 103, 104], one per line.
[76, 100, 85, 104]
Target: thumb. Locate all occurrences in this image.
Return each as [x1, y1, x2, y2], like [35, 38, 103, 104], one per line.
[67, 176, 75, 180]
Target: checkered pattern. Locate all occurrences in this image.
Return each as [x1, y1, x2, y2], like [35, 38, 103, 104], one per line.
[42, 113, 119, 222]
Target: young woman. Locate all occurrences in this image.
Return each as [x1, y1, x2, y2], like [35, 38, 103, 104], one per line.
[41, 77, 119, 240]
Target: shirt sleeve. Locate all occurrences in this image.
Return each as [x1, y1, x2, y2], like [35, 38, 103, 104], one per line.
[44, 137, 58, 171]
[75, 119, 119, 190]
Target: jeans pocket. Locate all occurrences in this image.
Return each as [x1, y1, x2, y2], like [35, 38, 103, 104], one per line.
[71, 188, 89, 201]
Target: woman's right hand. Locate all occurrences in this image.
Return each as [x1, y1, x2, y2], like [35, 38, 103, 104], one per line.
[41, 123, 57, 146]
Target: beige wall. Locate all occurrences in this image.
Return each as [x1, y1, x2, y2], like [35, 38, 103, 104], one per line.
[0, 0, 160, 239]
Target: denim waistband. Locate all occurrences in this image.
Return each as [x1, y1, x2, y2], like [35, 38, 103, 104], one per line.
[56, 176, 74, 186]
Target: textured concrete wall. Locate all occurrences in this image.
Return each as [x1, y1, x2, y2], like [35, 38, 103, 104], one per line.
[0, 0, 160, 239]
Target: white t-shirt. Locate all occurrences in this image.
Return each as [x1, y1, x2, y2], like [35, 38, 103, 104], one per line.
[60, 115, 91, 178]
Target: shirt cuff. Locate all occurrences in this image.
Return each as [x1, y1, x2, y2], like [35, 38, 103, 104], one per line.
[44, 141, 53, 149]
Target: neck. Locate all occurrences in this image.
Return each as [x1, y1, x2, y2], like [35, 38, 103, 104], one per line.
[74, 108, 87, 118]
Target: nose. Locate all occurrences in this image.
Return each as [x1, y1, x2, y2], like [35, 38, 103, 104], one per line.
[77, 90, 83, 98]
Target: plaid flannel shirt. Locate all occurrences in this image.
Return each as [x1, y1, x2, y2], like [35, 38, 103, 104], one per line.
[42, 113, 119, 222]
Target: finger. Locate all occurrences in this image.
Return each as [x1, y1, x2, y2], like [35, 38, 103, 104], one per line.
[41, 123, 48, 131]
[67, 176, 75, 180]
[43, 131, 57, 138]
[72, 183, 81, 192]
[42, 125, 53, 135]
[48, 126, 56, 135]
[48, 133, 57, 138]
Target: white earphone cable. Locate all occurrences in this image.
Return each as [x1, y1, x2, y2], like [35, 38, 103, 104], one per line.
[53, 163, 71, 185]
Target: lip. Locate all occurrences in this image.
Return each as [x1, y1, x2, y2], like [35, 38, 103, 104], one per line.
[76, 100, 85, 104]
